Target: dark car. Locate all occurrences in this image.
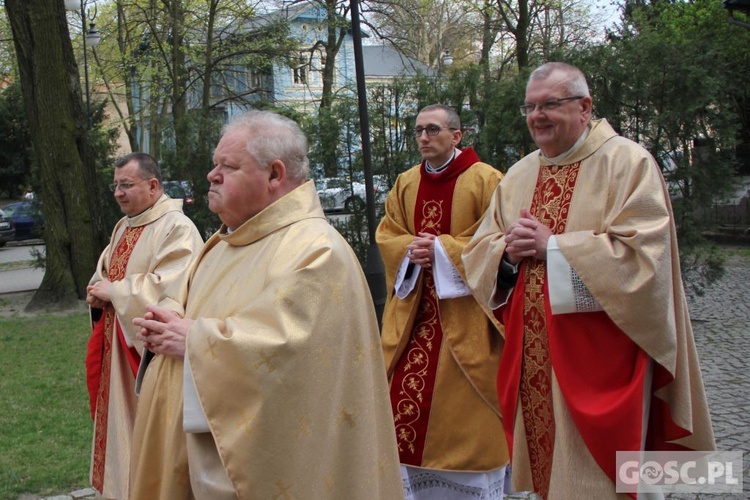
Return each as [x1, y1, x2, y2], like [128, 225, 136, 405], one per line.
[0, 209, 16, 247]
[2, 201, 44, 240]
[163, 180, 195, 207]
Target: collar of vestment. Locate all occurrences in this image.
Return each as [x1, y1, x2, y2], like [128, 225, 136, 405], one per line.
[126, 193, 182, 228]
[420, 146, 480, 182]
[219, 180, 325, 247]
[538, 119, 618, 167]
[425, 148, 460, 173]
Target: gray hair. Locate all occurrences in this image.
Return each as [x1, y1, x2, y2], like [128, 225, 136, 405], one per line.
[528, 62, 590, 98]
[223, 110, 310, 184]
[114, 152, 162, 184]
[418, 103, 461, 130]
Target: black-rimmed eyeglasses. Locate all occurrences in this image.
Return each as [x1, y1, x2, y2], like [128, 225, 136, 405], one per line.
[413, 125, 458, 137]
[519, 96, 585, 116]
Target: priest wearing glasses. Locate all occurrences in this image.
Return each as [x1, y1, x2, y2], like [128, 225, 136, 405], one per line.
[86, 152, 203, 499]
[377, 103, 510, 498]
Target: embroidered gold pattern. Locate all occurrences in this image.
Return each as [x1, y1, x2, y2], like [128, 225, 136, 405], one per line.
[340, 405, 358, 428]
[352, 341, 365, 365]
[255, 348, 279, 372]
[391, 197, 444, 463]
[324, 472, 335, 493]
[204, 337, 218, 360]
[91, 226, 145, 492]
[273, 479, 293, 500]
[316, 346, 333, 368]
[520, 163, 580, 499]
[295, 416, 311, 437]
[239, 409, 256, 435]
[273, 284, 295, 307]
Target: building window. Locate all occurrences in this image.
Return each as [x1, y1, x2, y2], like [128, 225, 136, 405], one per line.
[293, 55, 307, 85]
[248, 68, 263, 89]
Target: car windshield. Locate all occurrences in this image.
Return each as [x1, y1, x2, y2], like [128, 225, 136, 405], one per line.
[2, 204, 23, 216]
[163, 181, 193, 198]
[164, 184, 185, 198]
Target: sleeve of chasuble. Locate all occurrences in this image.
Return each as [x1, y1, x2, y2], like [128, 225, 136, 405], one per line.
[376, 171, 420, 294]
[108, 217, 203, 346]
[462, 183, 512, 317]
[436, 165, 503, 282]
[554, 141, 678, 365]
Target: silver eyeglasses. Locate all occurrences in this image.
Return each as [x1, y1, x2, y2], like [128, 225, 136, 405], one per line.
[109, 178, 152, 192]
[413, 125, 458, 137]
[519, 96, 585, 116]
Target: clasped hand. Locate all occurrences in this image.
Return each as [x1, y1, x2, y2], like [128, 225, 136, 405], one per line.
[504, 208, 552, 264]
[133, 305, 194, 358]
[86, 279, 112, 309]
[406, 232, 436, 268]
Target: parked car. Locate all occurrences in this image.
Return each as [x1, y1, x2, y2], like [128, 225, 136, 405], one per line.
[315, 176, 388, 213]
[163, 180, 195, 207]
[0, 209, 16, 247]
[2, 201, 43, 241]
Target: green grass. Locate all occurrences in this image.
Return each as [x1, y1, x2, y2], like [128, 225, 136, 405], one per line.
[0, 261, 35, 272]
[0, 311, 92, 500]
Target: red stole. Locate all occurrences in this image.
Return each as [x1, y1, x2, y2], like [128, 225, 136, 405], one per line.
[389, 148, 478, 465]
[86, 225, 144, 492]
[495, 163, 691, 499]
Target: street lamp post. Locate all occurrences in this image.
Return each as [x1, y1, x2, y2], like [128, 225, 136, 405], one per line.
[65, 0, 101, 129]
[349, 0, 387, 325]
[441, 49, 454, 69]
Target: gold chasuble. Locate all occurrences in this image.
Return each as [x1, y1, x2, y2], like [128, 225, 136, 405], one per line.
[89, 225, 144, 493]
[377, 148, 509, 471]
[463, 119, 715, 499]
[132, 181, 403, 499]
[87, 194, 203, 500]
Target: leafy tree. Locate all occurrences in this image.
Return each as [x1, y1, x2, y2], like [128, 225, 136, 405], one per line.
[303, 0, 352, 177]
[0, 82, 31, 198]
[5, 0, 107, 310]
[570, 0, 743, 291]
[363, 0, 475, 70]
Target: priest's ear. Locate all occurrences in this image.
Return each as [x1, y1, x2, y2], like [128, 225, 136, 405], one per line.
[580, 96, 593, 121]
[450, 128, 463, 149]
[268, 159, 288, 191]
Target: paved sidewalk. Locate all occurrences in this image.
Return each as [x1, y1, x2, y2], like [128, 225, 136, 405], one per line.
[0, 266, 44, 294]
[31, 256, 750, 500]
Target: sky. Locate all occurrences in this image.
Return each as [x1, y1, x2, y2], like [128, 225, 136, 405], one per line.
[588, 0, 624, 31]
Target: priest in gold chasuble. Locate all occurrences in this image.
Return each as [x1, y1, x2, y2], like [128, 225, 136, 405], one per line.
[86, 153, 202, 499]
[130, 111, 403, 500]
[463, 63, 714, 499]
[377, 104, 509, 499]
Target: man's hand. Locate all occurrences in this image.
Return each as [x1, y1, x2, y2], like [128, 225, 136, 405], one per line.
[504, 208, 553, 263]
[134, 306, 194, 358]
[406, 232, 436, 268]
[86, 281, 111, 309]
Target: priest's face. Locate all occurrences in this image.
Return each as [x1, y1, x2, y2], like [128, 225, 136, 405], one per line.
[415, 109, 462, 167]
[112, 160, 159, 217]
[208, 127, 275, 230]
[524, 70, 592, 157]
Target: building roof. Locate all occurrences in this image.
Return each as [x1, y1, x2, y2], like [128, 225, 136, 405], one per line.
[362, 45, 432, 78]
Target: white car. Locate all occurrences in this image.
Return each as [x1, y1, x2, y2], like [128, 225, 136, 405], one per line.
[316, 177, 368, 213]
[316, 176, 390, 214]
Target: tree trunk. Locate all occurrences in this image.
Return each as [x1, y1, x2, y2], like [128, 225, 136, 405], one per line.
[319, 0, 347, 178]
[5, 0, 106, 311]
[169, 0, 192, 179]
